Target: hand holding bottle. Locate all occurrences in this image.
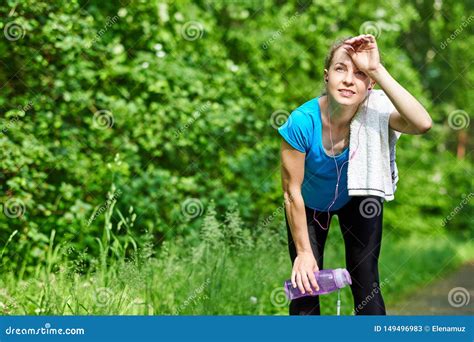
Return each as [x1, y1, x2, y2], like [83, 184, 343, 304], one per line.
[291, 251, 320, 295]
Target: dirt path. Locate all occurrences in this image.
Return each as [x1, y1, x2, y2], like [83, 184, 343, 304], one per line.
[388, 261, 474, 315]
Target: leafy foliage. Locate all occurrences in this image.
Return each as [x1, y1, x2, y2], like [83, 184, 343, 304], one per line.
[0, 0, 472, 279]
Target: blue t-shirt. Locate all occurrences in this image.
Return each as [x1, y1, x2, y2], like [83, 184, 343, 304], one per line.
[278, 96, 351, 211]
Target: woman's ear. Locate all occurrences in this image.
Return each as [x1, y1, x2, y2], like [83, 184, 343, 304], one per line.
[324, 69, 329, 83]
[368, 80, 376, 90]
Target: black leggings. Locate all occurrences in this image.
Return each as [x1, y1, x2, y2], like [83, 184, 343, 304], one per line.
[285, 195, 386, 315]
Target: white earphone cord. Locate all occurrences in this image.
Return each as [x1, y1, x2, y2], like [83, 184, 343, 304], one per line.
[313, 92, 371, 230]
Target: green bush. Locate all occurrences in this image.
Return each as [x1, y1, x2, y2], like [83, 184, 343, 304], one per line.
[0, 0, 472, 276]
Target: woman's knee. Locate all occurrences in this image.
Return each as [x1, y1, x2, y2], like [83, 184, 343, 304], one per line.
[348, 267, 386, 315]
[289, 296, 321, 315]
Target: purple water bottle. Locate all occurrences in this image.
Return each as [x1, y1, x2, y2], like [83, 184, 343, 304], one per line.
[284, 268, 352, 300]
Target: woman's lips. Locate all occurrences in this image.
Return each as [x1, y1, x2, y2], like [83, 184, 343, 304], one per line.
[338, 89, 355, 97]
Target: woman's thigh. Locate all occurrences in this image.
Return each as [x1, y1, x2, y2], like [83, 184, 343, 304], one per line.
[337, 195, 384, 261]
[337, 195, 386, 314]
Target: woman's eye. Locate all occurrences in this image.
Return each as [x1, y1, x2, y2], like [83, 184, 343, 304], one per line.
[336, 67, 343, 71]
[356, 71, 366, 77]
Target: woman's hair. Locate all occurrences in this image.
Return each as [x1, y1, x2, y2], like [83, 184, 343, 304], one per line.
[321, 36, 353, 96]
[324, 35, 353, 71]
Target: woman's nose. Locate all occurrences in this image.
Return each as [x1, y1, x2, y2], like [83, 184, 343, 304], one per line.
[343, 72, 354, 85]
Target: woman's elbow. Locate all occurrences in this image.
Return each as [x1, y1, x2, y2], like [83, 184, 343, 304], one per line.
[419, 118, 433, 134]
[283, 187, 302, 206]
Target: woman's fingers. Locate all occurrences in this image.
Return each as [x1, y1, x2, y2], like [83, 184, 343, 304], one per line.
[364, 34, 375, 41]
[345, 41, 363, 52]
[350, 34, 374, 42]
[291, 255, 321, 295]
[301, 272, 313, 294]
[345, 39, 372, 55]
[346, 36, 362, 44]
[308, 271, 319, 291]
[343, 45, 355, 54]
[296, 272, 305, 294]
[296, 271, 314, 294]
[346, 35, 373, 48]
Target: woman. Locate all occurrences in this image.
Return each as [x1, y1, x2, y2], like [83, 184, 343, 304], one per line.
[278, 34, 432, 315]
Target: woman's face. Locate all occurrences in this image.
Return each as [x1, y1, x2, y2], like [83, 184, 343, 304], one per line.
[324, 46, 374, 106]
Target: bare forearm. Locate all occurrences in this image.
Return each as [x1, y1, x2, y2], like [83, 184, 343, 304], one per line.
[284, 191, 312, 255]
[368, 64, 432, 129]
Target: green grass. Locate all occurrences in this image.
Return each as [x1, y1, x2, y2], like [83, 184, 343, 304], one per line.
[1, 203, 472, 316]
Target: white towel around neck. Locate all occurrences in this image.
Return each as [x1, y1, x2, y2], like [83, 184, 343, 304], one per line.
[347, 89, 402, 202]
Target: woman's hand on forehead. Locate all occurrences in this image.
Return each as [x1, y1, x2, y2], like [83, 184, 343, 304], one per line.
[341, 34, 380, 74]
[343, 34, 376, 51]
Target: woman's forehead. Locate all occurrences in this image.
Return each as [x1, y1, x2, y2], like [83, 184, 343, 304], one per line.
[332, 47, 354, 66]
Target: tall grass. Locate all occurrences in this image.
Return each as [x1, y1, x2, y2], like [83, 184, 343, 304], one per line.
[1, 192, 473, 315]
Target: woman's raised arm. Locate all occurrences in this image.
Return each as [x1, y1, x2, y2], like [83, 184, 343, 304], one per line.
[344, 34, 433, 135]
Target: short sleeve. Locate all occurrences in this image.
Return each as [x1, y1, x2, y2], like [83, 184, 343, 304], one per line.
[377, 89, 402, 140]
[382, 91, 396, 115]
[372, 89, 394, 113]
[278, 110, 313, 153]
